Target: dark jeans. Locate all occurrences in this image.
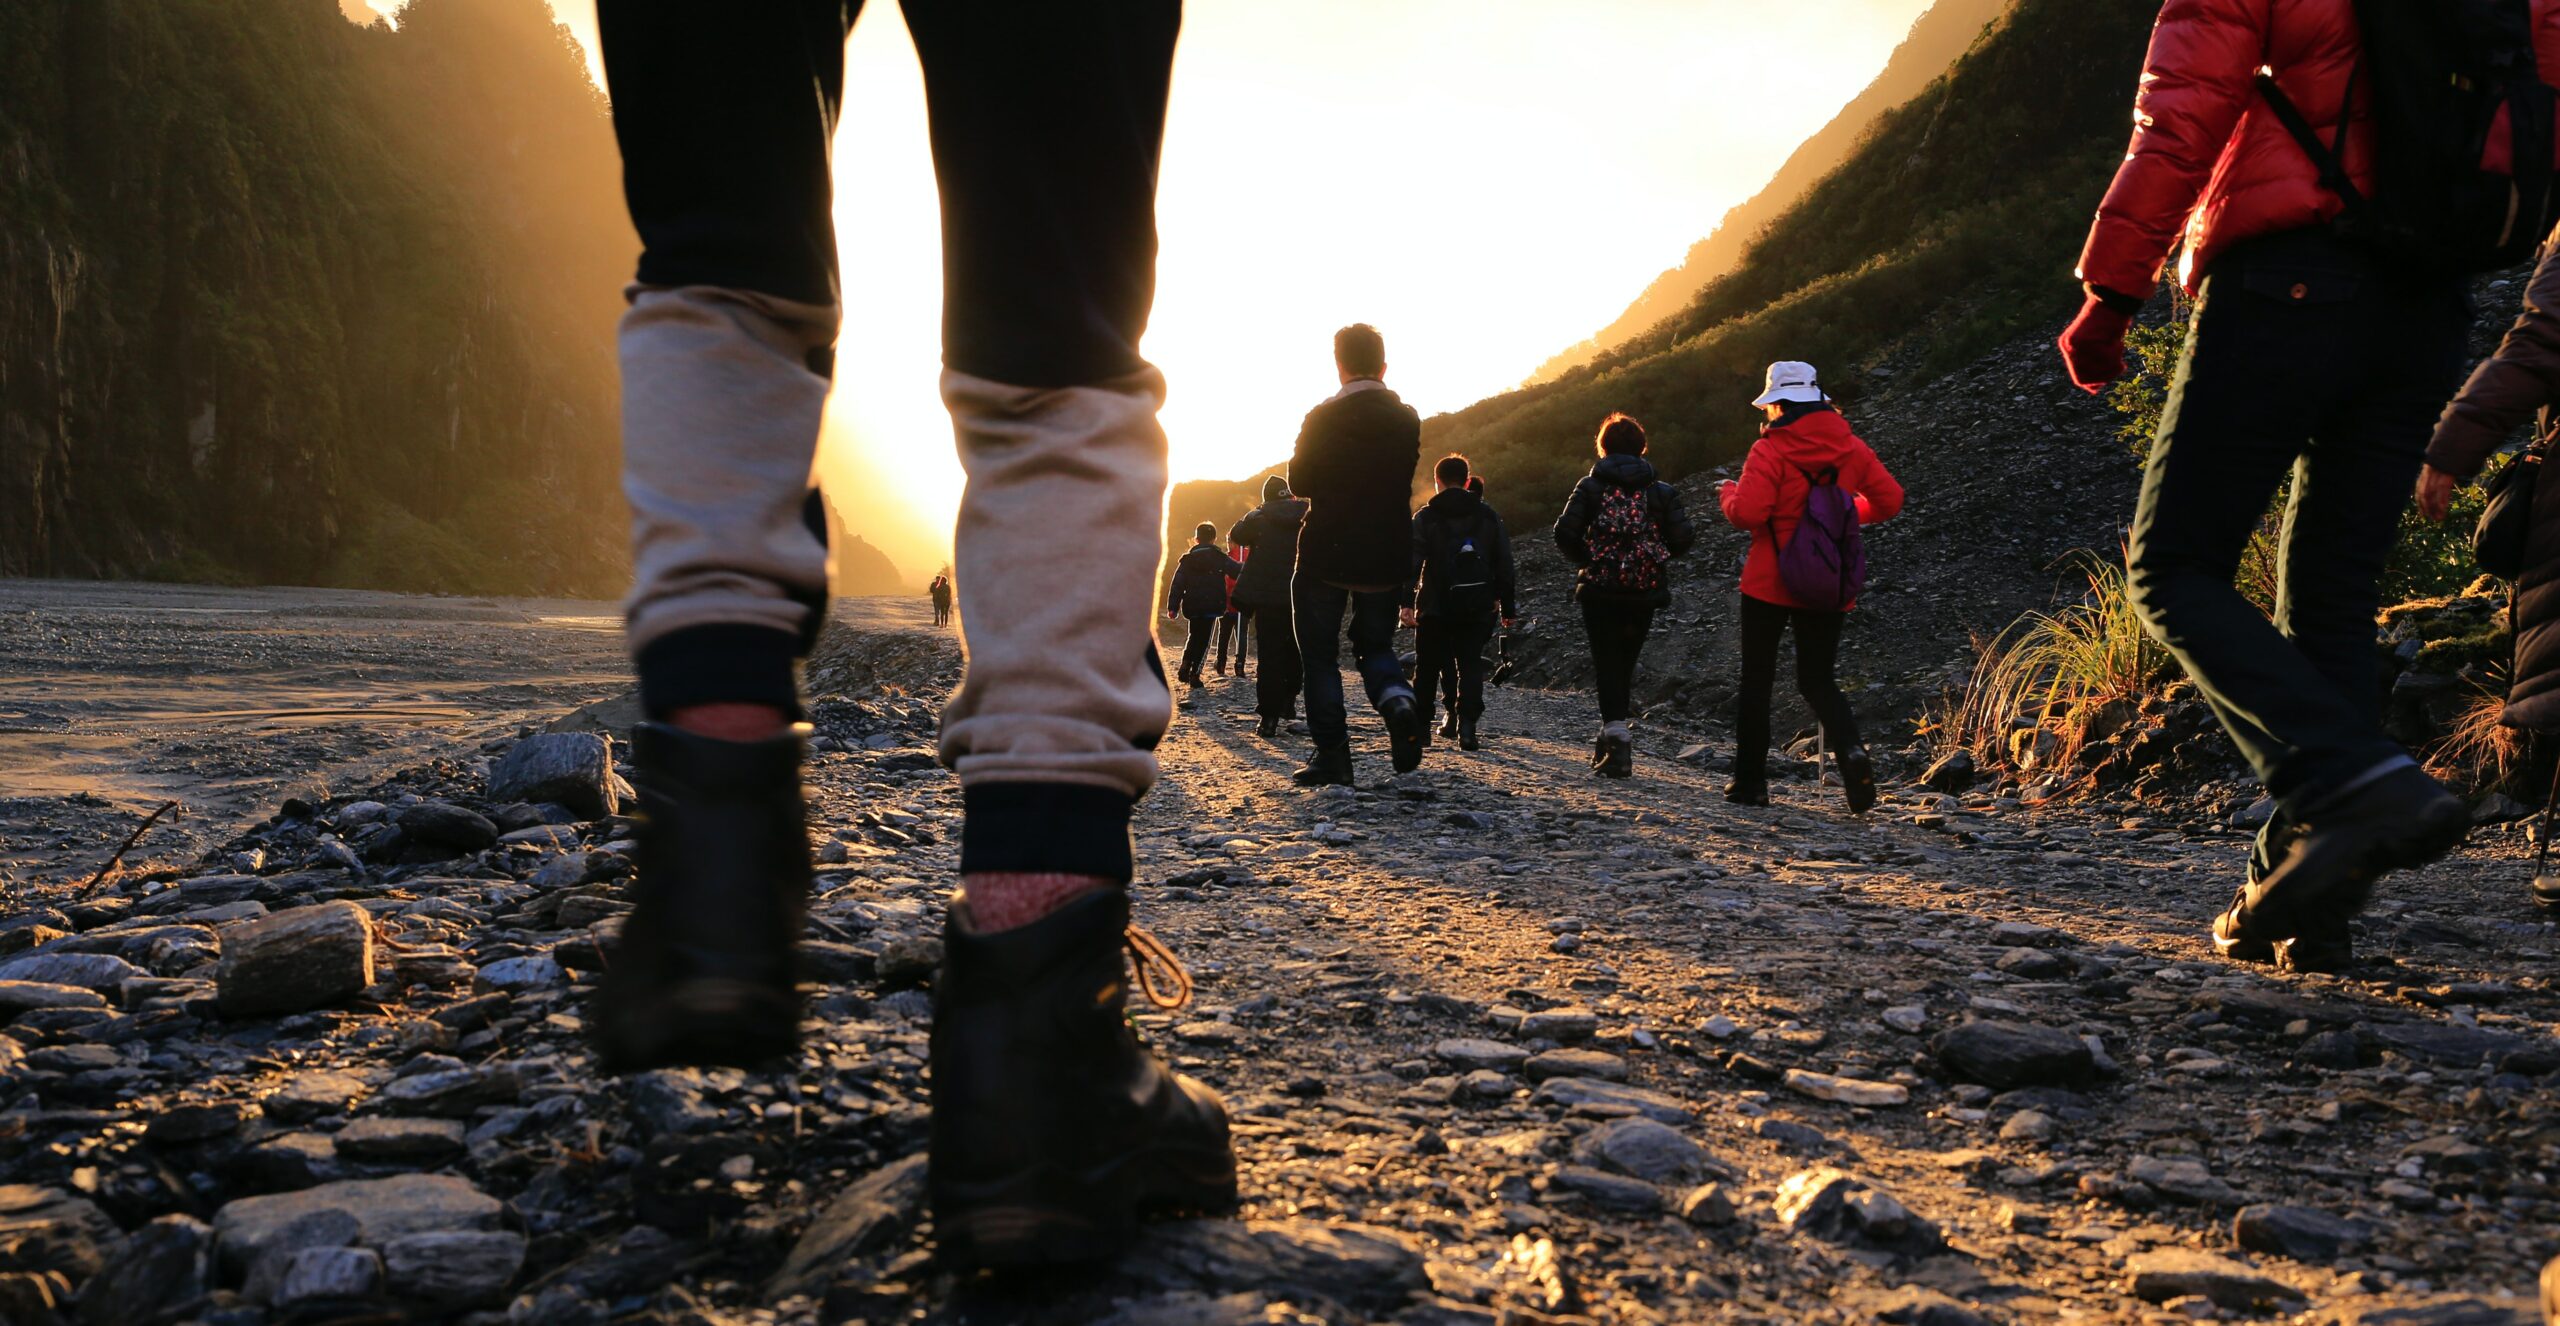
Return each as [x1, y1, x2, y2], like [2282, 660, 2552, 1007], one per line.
[1579, 599, 1655, 723]
[1296, 578, 1410, 747]
[2125, 229, 2467, 815]
[1417, 613, 1495, 728]
[598, 0, 1180, 883]
[1249, 600, 1303, 719]
[1213, 610, 1245, 673]
[1178, 612, 1219, 680]
[1733, 593, 1860, 787]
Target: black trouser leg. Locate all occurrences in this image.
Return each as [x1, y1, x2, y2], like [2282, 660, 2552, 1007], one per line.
[1788, 602, 1860, 753]
[1415, 617, 1451, 733]
[1580, 599, 1654, 723]
[1179, 613, 1217, 681]
[1453, 612, 1494, 720]
[1734, 595, 1783, 787]
[1254, 601, 1301, 718]
[2125, 231, 2466, 817]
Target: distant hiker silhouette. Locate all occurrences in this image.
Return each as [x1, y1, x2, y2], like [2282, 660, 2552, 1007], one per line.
[1229, 474, 1309, 739]
[1212, 542, 1248, 678]
[1405, 454, 1516, 752]
[589, 0, 1233, 1270]
[2059, 0, 2560, 972]
[1166, 522, 1243, 688]
[929, 572, 953, 627]
[1716, 361, 1901, 812]
[1426, 474, 1500, 731]
[1554, 413, 1694, 778]
[1287, 323, 1425, 785]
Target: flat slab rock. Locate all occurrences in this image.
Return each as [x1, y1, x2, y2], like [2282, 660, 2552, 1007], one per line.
[213, 1174, 502, 1275]
[2123, 1249, 2306, 1310]
[768, 1153, 926, 1300]
[1116, 1219, 1428, 1316]
[215, 901, 374, 1017]
[1529, 1076, 1692, 1123]
[1933, 1019, 2094, 1090]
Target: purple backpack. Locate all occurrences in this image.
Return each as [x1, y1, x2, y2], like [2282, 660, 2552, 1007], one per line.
[1774, 465, 1867, 611]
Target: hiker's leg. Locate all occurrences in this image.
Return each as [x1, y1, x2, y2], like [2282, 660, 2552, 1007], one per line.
[1179, 613, 1216, 683]
[1414, 616, 1449, 734]
[1456, 612, 1494, 721]
[1348, 590, 1411, 713]
[1790, 607, 1862, 753]
[2279, 290, 2468, 730]
[1733, 594, 1784, 788]
[604, 0, 856, 719]
[916, 0, 1183, 901]
[1579, 601, 1622, 722]
[2125, 251, 2394, 816]
[1296, 577, 1353, 747]
[1256, 602, 1301, 718]
[905, 0, 1231, 1270]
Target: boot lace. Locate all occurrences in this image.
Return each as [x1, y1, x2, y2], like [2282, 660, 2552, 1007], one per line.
[1123, 925, 1194, 1010]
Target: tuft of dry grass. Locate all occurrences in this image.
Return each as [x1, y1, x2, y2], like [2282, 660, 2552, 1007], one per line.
[1951, 552, 2174, 777]
[2424, 681, 2528, 799]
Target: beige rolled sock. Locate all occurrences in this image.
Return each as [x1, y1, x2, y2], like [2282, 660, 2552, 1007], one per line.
[620, 284, 839, 654]
[937, 367, 1172, 800]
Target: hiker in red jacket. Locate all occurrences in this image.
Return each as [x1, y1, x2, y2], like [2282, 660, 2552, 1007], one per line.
[2057, 0, 2560, 971]
[1717, 361, 1902, 814]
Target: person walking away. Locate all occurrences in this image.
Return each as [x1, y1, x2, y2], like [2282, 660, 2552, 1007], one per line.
[1716, 362, 1903, 812]
[1405, 455, 1517, 751]
[1432, 475, 1496, 733]
[2056, 0, 2560, 970]
[1230, 476, 1309, 739]
[587, 0, 1233, 1271]
[2418, 218, 2560, 911]
[929, 572, 953, 627]
[1167, 523, 1243, 688]
[1555, 413, 1695, 777]
[1212, 543, 1248, 677]
[1289, 323, 1425, 785]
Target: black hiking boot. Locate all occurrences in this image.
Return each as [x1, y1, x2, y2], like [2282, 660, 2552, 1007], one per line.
[930, 891, 1236, 1269]
[1595, 731, 1634, 779]
[1384, 694, 1425, 774]
[2214, 814, 2305, 963]
[1459, 717, 1481, 752]
[1838, 746, 1877, 815]
[2219, 766, 2469, 955]
[1439, 711, 1460, 740]
[2275, 914, 2356, 974]
[1725, 780, 1769, 807]
[594, 722, 810, 1073]
[1255, 714, 1281, 741]
[1292, 742, 1354, 788]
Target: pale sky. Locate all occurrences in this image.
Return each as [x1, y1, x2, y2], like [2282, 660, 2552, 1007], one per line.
[420, 1, 1938, 576]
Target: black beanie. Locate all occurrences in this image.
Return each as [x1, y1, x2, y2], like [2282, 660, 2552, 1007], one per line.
[1263, 474, 1291, 502]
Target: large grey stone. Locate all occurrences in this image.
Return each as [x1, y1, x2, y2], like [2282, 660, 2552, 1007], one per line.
[1120, 1220, 1427, 1317]
[213, 1175, 502, 1275]
[0, 952, 146, 991]
[332, 1117, 465, 1166]
[273, 1245, 380, 1305]
[2123, 1248, 2304, 1310]
[0, 980, 107, 1019]
[380, 1230, 526, 1308]
[487, 732, 617, 819]
[75, 1214, 210, 1326]
[1934, 1019, 2095, 1090]
[0, 1185, 126, 1282]
[395, 801, 499, 852]
[2234, 1203, 2371, 1262]
[1579, 1117, 1711, 1184]
[766, 1153, 926, 1300]
[214, 902, 374, 1017]
[1529, 1076, 1692, 1124]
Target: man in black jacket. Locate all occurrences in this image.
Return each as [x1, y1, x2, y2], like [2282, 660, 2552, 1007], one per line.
[1165, 523, 1243, 688]
[1403, 455, 1515, 751]
[1229, 475, 1309, 738]
[1288, 324, 1423, 785]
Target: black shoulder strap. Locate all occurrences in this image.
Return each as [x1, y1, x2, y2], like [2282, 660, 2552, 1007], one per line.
[2256, 63, 2366, 207]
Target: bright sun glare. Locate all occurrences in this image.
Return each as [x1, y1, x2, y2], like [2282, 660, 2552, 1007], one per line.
[537, 0, 1931, 580]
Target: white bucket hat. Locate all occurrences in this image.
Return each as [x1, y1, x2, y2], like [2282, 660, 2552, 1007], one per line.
[1751, 360, 1826, 408]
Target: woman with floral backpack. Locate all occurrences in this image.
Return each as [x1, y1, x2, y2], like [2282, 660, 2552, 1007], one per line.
[1717, 361, 1903, 812]
[1555, 413, 1696, 777]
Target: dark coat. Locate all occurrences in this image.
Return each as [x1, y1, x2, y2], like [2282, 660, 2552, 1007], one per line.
[2430, 235, 2560, 730]
[1409, 488, 1518, 620]
[1228, 496, 1310, 609]
[1554, 453, 1697, 608]
[1166, 544, 1243, 619]
[1289, 382, 1422, 589]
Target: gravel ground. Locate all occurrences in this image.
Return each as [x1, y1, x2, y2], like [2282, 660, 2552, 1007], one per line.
[1, 593, 2555, 1324]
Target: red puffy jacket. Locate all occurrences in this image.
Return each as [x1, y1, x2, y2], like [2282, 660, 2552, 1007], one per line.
[1718, 409, 1903, 612]
[2078, 0, 2560, 299]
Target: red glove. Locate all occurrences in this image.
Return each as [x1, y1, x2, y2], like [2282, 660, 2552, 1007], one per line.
[2058, 295, 2135, 394]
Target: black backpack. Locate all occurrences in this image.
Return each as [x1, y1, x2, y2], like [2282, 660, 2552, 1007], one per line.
[1443, 511, 1499, 616]
[2258, 0, 2560, 272]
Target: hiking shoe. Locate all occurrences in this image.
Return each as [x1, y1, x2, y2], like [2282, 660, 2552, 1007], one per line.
[2221, 766, 2469, 953]
[1459, 718, 1481, 752]
[1255, 715, 1280, 741]
[1291, 742, 1354, 788]
[1439, 712, 1460, 740]
[930, 890, 1236, 1269]
[1384, 695, 1425, 774]
[2275, 915, 2355, 974]
[594, 722, 810, 1073]
[1838, 746, 1877, 815]
[1595, 732, 1634, 779]
[1725, 781, 1770, 807]
[2210, 888, 2275, 964]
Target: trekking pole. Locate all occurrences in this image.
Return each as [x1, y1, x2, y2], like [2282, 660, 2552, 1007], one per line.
[2534, 756, 2560, 897]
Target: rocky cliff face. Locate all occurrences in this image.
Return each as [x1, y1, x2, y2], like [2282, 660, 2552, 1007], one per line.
[0, 0, 633, 595]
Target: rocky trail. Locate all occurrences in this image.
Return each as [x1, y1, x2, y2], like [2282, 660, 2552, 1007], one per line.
[2, 607, 2557, 1325]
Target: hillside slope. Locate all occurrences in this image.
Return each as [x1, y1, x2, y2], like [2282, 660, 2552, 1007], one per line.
[1427, 0, 2156, 504]
[1528, 0, 2011, 384]
[0, 0, 633, 595]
